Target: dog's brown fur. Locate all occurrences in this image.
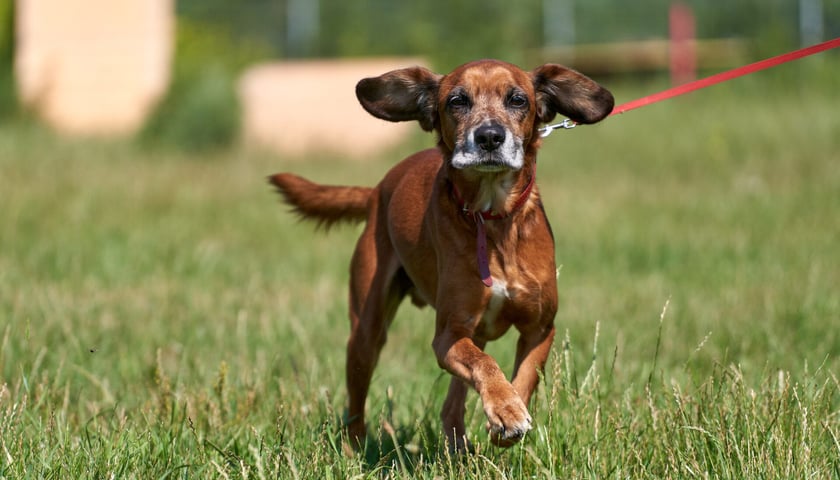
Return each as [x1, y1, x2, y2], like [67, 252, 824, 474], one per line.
[270, 59, 613, 450]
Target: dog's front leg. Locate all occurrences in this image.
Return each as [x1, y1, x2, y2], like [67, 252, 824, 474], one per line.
[432, 323, 532, 447]
[511, 324, 556, 407]
[439, 337, 486, 452]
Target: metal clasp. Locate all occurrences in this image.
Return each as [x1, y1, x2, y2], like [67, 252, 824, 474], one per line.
[539, 118, 577, 138]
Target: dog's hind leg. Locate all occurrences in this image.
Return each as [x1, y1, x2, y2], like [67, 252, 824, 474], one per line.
[344, 205, 409, 449]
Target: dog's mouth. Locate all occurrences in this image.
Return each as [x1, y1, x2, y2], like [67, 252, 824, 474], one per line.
[452, 149, 524, 172]
[469, 159, 514, 173]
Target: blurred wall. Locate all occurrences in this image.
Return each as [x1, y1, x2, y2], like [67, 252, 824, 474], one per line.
[238, 58, 425, 158]
[15, 0, 173, 135]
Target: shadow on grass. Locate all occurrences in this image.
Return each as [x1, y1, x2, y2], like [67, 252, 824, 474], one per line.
[327, 407, 445, 474]
[333, 404, 468, 473]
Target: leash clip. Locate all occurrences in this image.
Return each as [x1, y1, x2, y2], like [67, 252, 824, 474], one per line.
[539, 118, 577, 138]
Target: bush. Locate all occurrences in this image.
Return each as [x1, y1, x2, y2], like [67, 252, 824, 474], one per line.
[142, 66, 239, 152]
[140, 18, 274, 152]
[0, 0, 16, 120]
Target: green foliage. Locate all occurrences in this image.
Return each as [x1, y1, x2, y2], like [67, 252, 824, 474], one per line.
[140, 19, 275, 152]
[177, 0, 840, 70]
[0, 0, 15, 120]
[171, 18, 276, 76]
[0, 0, 11, 64]
[141, 65, 240, 152]
[318, 0, 545, 68]
[1, 69, 840, 477]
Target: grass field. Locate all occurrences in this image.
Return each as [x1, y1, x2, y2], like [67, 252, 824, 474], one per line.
[1, 61, 839, 478]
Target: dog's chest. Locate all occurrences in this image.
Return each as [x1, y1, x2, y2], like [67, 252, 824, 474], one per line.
[476, 278, 527, 340]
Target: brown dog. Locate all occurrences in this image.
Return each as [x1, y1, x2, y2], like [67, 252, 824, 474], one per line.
[270, 59, 613, 450]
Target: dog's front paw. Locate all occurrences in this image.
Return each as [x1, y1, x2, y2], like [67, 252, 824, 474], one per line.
[482, 384, 532, 447]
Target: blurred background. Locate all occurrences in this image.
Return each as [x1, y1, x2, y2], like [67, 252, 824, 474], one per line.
[1, 0, 838, 155]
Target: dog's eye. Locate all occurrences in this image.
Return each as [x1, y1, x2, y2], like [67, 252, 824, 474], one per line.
[508, 93, 528, 108]
[447, 94, 469, 109]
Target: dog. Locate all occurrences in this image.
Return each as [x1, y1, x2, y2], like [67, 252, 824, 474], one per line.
[270, 59, 613, 450]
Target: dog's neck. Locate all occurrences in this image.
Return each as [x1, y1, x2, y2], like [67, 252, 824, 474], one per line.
[447, 161, 536, 217]
[446, 156, 537, 288]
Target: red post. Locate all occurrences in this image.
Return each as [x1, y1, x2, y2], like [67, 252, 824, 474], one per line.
[669, 2, 696, 85]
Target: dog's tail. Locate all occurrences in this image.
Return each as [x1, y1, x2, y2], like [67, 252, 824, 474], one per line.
[269, 173, 372, 229]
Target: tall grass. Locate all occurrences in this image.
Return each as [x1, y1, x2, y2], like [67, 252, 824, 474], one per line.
[1, 63, 839, 478]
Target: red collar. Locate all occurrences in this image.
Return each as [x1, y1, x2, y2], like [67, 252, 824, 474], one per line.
[450, 170, 536, 287]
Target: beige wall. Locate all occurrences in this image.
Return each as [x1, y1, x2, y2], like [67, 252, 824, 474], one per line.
[15, 0, 173, 135]
[238, 58, 425, 159]
[14, 3, 419, 156]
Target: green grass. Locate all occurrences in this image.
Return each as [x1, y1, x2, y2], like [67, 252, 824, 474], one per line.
[1, 63, 839, 478]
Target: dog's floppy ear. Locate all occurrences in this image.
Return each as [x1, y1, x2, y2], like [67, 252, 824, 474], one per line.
[356, 66, 443, 132]
[532, 64, 614, 125]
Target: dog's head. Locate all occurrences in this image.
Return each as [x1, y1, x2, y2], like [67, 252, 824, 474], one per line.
[356, 60, 613, 172]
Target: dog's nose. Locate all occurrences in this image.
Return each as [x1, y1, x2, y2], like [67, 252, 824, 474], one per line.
[474, 124, 506, 151]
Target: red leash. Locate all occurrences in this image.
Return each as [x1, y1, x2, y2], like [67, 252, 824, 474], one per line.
[610, 37, 840, 117]
[540, 37, 840, 136]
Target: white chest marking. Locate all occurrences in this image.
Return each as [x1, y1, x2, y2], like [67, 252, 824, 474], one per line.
[481, 279, 511, 326]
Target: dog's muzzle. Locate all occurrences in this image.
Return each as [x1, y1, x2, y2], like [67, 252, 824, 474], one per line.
[451, 123, 524, 172]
